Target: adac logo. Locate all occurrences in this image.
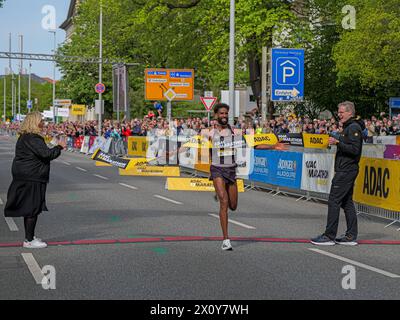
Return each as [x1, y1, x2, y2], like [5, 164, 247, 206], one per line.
[254, 136, 271, 143]
[310, 137, 324, 144]
[362, 166, 390, 198]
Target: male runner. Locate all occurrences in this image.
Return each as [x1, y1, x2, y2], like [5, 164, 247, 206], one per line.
[204, 103, 247, 251]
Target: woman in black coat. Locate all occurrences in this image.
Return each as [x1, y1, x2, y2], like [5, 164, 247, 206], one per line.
[4, 112, 66, 249]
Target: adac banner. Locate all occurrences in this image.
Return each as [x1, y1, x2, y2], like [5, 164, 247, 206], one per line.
[119, 166, 180, 176]
[277, 133, 304, 146]
[354, 157, 400, 212]
[92, 149, 130, 169]
[127, 136, 149, 157]
[249, 149, 303, 189]
[166, 178, 245, 192]
[301, 153, 335, 194]
[303, 133, 329, 149]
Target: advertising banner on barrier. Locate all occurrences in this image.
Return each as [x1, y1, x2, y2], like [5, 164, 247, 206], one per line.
[354, 157, 400, 212]
[249, 149, 274, 185]
[362, 144, 385, 159]
[89, 137, 109, 154]
[301, 153, 335, 194]
[92, 149, 130, 169]
[383, 145, 400, 160]
[274, 151, 303, 189]
[80, 136, 90, 154]
[127, 136, 149, 157]
[166, 178, 245, 192]
[244, 134, 278, 147]
[303, 133, 329, 149]
[249, 150, 303, 189]
[119, 166, 180, 176]
[277, 133, 304, 146]
[373, 136, 400, 145]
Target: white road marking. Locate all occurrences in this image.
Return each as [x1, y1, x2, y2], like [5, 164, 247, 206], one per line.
[309, 248, 400, 279]
[62, 161, 71, 166]
[21, 253, 44, 285]
[209, 214, 256, 230]
[93, 174, 108, 180]
[119, 183, 138, 190]
[153, 195, 183, 205]
[76, 167, 87, 172]
[4, 217, 18, 231]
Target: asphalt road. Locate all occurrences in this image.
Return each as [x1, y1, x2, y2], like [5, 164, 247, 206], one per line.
[0, 134, 400, 300]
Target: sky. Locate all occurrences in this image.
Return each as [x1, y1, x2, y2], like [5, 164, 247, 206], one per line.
[0, 0, 70, 79]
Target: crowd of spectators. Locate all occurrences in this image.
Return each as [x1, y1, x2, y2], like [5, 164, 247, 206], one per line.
[2, 112, 400, 141]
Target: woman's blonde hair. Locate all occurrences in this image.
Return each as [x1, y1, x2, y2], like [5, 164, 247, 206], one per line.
[19, 111, 43, 135]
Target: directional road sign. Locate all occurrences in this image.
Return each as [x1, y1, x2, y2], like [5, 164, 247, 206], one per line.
[145, 68, 194, 101]
[271, 48, 304, 102]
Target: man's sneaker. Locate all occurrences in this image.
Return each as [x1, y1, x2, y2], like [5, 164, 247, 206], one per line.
[335, 235, 358, 246]
[221, 239, 233, 251]
[310, 234, 335, 246]
[23, 238, 48, 249]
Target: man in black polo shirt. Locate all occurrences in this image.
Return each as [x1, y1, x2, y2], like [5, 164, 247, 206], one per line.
[311, 101, 365, 246]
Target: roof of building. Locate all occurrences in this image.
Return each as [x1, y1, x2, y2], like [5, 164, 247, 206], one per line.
[60, 0, 77, 30]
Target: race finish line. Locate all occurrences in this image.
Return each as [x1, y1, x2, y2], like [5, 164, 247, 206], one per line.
[1, 237, 400, 248]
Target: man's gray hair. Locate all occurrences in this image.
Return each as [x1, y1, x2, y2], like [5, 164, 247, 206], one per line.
[338, 101, 355, 116]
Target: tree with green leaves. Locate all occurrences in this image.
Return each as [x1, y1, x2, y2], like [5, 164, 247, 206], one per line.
[58, 0, 312, 118]
[333, 0, 400, 104]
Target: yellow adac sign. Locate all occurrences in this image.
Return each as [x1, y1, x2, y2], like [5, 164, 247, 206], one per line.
[125, 157, 155, 170]
[95, 161, 112, 167]
[303, 133, 329, 149]
[166, 178, 245, 192]
[145, 68, 194, 101]
[127, 136, 149, 157]
[182, 135, 212, 149]
[354, 157, 400, 212]
[71, 105, 86, 116]
[244, 134, 278, 147]
[119, 166, 180, 176]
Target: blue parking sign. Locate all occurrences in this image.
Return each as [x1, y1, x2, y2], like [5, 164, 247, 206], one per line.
[271, 48, 304, 101]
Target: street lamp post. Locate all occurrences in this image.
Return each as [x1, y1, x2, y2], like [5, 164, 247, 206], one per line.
[28, 62, 32, 113]
[49, 30, 56, 123]
[229, 0, 235, 125]
[18, 34, 23, 119]
[98, 2, 103, 138]
[3, 68, 6, 122]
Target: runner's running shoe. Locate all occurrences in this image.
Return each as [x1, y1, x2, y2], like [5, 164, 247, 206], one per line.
[23, 238, 48, 249]
[221, 239, 233, 251]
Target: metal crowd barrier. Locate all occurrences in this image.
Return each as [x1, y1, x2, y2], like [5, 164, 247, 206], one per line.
[1, 129, 399, 231]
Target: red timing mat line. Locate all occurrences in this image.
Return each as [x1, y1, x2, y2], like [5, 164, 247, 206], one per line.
[1, 236, 400, 248]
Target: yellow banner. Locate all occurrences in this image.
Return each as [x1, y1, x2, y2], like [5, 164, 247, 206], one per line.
[127, 136, 149, 157]
[244, 134, 278, 147]
[182, 136, 212, 149]
[354, 157, 400, 212]
[71, 105, 86, 115]
[166, 178, 245, 192]
[303, 133, 329, 149]
[125, 157, 156, 170]
[119, 166, 180, 176]
[95, 161, 112, 167]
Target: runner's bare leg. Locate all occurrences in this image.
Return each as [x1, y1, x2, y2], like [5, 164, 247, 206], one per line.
[213, 177, 229, 239]
[226, 181, 238, 211]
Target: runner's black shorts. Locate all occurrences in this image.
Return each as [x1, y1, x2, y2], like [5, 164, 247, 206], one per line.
[209, 165, 237, 185]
